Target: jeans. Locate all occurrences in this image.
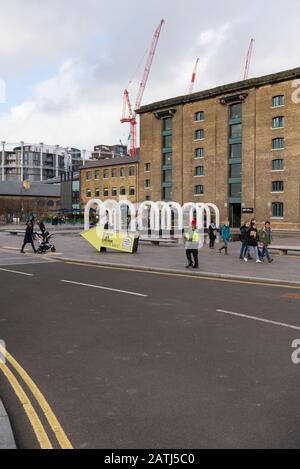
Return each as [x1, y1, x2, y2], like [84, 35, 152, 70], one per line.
[240, 241, 248, 258]
[209, 237, 215, 249]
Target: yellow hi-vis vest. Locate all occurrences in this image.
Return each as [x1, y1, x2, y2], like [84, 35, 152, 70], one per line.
[185, 231, 199, 242]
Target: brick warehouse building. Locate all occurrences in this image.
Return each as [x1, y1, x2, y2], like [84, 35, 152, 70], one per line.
[80, 155, 140, 209]
[137, 67, 300, 230]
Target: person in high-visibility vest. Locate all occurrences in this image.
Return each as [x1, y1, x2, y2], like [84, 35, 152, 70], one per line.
[184, 220, 199, 269]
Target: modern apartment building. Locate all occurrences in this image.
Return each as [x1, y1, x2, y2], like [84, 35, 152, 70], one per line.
[0, 142, 82, 182]
[137, 67, 300, 229]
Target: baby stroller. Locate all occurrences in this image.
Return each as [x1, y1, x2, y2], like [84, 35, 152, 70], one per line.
[35, 230, 56, 254]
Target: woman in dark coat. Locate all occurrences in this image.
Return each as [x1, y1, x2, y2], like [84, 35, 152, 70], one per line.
[20, 221, 36, 253]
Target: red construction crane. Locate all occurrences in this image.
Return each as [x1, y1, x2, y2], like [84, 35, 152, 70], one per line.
[188, 57, 199, 94]
[243, 38, 255, 80]
[121, 19, 165, 156]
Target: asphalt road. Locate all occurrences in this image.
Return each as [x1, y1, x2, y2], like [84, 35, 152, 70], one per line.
[0, 249, 300, 449]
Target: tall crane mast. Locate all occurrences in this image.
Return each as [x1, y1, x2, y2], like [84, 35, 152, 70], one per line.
[243, 38, 255, 80]
[188, 57, 199, 95]
[121, 19, 165, 156]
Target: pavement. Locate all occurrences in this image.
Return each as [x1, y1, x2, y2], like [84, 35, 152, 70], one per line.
[0, 251, 300, 448]
[0, 230, 299, 286]
[0, 400, 16, 449]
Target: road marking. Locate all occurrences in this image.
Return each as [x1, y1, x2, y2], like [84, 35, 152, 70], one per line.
[61, 279, 148, 297]
[0, 344, 73, 449]
[0, 267, 33, 276]
[0, 363, 52, 449]
[64, 262, 300, 290]
[216, 309, 300, 331]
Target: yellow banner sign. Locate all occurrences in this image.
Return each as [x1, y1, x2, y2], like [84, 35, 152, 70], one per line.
[81, 227, 138, 253]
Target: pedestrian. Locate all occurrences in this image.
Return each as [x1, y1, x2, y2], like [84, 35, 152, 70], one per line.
[208, 221, 217, 249]
[184, 220, 199, 269]
[20, 221, 36, 253]
[258, 221, 274, 263]
[244, 221, 261, 263]
[37, 219, 46, 235]
[219, 220, 231, 255]
[239, 221, 250, 259]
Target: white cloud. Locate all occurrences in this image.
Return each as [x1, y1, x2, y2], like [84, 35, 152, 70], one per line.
[1, 0, 300, 150]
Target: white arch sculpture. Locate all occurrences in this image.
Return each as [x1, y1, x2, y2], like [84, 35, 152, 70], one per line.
[137, 201, 160, 235]
[84, 199, 220, 242]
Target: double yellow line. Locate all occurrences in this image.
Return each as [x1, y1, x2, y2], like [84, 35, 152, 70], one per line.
[0, 344, 73, 449]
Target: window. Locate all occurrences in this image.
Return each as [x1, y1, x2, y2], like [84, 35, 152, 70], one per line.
[272, 202, 284, 218]
[111, 168, 117, 177]
[195, 185, 204, 195]
[103, 169, 109, 178]
[145, 179, 151, 188]
[120, 187, 126, 196]
[163, 118, 172, 131]
[272, 181, 284, 192]
[163, 135, 172, 149]
[272, 138, 284, 150]
[94, 170, 100, 180]
[195, 129, 204, 140]
[163, 153, 172, 166]
[272, 95, 285, 108]
[230, 103, 242, 120]
[272, 159, 284, 171]
[86, 171, 91, 181]
[95, 188, 100, 197]
[86, 189, 91, 198]
[163, 186, 172, 201]
[129, 166, 135, 176]
[195, 166, 204, 176]
[272, 116, 284, 129]
[129, 186, 135, 196]
[103, 188, 109, 197]
[195, 148, 204, 159]
[195, 111, 204, 121]
[230, 163, 241, 178]
[230, 183, 241, 197]
[112, 187, 117, 196]
[230, 123, 242, 139]
[120, 167, 126, 177]
[163, 170, 172, 183]
[47, 200, 54, 207]
[145, 163, 151, 172]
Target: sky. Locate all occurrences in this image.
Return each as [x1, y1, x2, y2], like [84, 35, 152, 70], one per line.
[0, 0, 299, 154]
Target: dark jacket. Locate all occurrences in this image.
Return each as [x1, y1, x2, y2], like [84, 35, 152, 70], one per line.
[38, 222, 46, 234]
[240, 225, 248, 242]
[247, 226, 258, 247]
[24, 223, 34, 243]
[208, 224, 216, 239]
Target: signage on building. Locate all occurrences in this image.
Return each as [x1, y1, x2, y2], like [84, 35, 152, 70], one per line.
[242, 208, 254, 214]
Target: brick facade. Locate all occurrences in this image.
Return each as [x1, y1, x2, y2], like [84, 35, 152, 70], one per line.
[137, 67, 300, 230]
[80, 157, 139, 210]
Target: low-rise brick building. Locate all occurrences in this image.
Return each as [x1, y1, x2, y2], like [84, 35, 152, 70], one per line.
[80, 156, 140, 210]
[137, 66, 300, 230]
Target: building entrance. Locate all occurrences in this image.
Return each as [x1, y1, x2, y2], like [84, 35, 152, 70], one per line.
[229, 203, 241, 228]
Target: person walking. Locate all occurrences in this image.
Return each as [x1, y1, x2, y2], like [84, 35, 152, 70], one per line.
[37, 219, 46, 235]
[258, 221, 274, 263]
[244, 221, 261, 263]
[208, 221, 217, 249]
[239, 221, 250, 259]
[20, 221, 36, 253]
[185, 220, 199, 269]
[219, 221, 231, 255]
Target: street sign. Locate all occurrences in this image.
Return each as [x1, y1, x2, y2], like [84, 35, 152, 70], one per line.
[242, 208, 254, 214]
